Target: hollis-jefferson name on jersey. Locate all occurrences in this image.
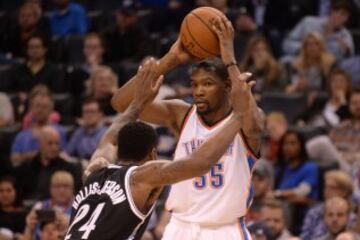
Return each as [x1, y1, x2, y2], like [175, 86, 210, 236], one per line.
[72, 180, 126, 210]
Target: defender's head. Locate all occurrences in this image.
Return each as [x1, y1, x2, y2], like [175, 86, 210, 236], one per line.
[117, 122, 158, 164]
[190, 58, 231, 116]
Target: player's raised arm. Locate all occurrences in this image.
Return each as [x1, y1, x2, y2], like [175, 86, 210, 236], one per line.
[212, 17, 265, 156]
[84, 59, 164, 179]
[132, 72, 253, 186]
[110, 41, 192, 134]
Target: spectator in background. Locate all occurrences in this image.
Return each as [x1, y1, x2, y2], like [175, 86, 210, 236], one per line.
[23, 220, 61, 240]
[10, 90, 66, 166]
[65, 98, 106, 160]
[286, 32, 336, 93]
[2, 2, 50, 59]
[248, 221, 273, 240]
[0, 177, 26, 236]
[302, 170, 356, 240]
[330, 89, 360, 204]
[23, 171, 74, 240]
[264, 112, 288, 162]
[282, 0, 354, 62]
[233, 8, 260, 61]
[298, 68, 352, 128]
[240, 34, 287, 93]
[66, 33, 106, 96]
[315, 197, 352, 240]
[85, 66, 118, 116]
[274, 130, 319, 234]
[247, 159, 275, 224]
[48, 0, 87, 36]
[9, 35, 65, 94]
[336, 231, 360, 240]
[22, 85, 61, 129]
[0, 93, 14, 127]
[15, 126, 80, 201]
[102, 5, 149, 63]
[260, 200, 292, 240]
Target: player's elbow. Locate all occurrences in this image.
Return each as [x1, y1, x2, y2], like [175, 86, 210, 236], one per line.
[111, 93, 124, 112]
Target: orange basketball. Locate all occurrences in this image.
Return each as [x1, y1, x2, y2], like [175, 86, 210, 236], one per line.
[180, 7, 225, 59]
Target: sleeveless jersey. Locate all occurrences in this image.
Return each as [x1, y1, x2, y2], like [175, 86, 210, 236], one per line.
[165, 106, 257, 225]
[65, 165, 154, 240]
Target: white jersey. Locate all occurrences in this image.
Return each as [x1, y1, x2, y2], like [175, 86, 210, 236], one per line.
[165, 106, 257, 225]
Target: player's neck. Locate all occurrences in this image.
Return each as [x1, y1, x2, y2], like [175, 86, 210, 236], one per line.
[200, 104, 232, 126]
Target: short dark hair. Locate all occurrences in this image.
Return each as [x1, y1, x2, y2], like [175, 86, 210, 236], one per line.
[191, 58, 229, 81]
[82, 97, 103, 113]
[27, 33, 48, 49]
[350, 87, 360, 98]
[117, 122, 158, 162]
[331, 0, 352, 13]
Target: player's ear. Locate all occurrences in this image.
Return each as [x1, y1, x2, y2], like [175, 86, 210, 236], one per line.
[149, 148, 157, 161]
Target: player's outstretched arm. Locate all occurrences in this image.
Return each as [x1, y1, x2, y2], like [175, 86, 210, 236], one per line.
[84, 59, 164, 180]
[132, 72, 252, 186]
[111, 41, 192, 134]
[212, 17, 265, 156]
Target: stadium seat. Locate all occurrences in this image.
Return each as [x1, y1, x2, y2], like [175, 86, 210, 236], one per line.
[65, 35, 85, 65]
[0, 64, 13, 92]
[259, 92, 307, 124]
[351, 30, 360, 55]
[48, 36, 66, 63]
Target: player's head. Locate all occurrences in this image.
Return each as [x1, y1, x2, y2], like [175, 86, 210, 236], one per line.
[190, 58, 231, 115]
[117, 122, 158, 164]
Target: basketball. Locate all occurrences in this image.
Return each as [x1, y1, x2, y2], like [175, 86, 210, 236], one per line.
[180, 7, 226, 59]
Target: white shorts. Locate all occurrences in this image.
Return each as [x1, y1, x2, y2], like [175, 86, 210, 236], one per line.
[161, 217, 252, 240]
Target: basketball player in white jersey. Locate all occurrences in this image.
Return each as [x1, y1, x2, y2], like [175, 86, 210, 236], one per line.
[111, 17, 265, 240]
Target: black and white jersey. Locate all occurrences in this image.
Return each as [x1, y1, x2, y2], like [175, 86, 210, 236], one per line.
[64, 164, 154, 240]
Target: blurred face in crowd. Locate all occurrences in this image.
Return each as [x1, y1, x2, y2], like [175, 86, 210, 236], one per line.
[50, 171, 74, 206]
[41, 222, 61, 240]
[116, 12, 137, 30]
[330, 73, 349, 97]
[53, 0, 70, 10]
[210, 0, 227, 12]
[281, 133, 301, 162]
[266, 114, 287, 141]
[84, 35, 104, 63]
[261, 206, 285, 238]
[39, 127, 61, 161]
[235, 14, 256, 32]
[252, 173, 270, 198]
[27, 37, 46, 62]
[304, 35, 321, 59]
[324, 198, 349, 236]
[19, 4, 40, 30]
[0, 181, 16, 209]
[251, 41, 270, 69]
[31, 94, 53, 124]
[82, 101, 103, 128]
[330, 9, 350, 30]
[324, 177, 347, 200]
[93, 69, 115, 97]
[349, 93, 360, 119]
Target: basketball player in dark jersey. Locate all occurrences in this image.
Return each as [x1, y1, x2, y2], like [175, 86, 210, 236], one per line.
[64, 58, 255, 240]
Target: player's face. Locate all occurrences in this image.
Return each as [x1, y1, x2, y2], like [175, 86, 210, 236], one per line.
[191, 69, 228, 115]
[282, 133, 301, 162]
[261, 207, 285, 238]
[0, 182, 16, 208]
[349, 93, 360, 119]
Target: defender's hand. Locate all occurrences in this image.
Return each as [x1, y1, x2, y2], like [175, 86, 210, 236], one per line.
[134, 58, 164, 106]
[231, 72, 256, 116]
[212, 17, 235, 65]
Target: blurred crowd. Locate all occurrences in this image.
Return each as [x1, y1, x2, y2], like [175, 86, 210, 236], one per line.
[0, 0, 360, 239]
